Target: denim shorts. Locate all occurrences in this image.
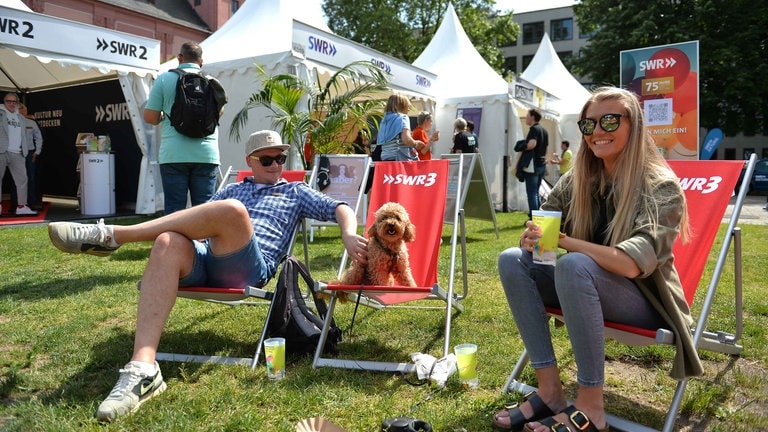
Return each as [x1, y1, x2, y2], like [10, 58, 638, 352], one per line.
[178, 233, 270, 288]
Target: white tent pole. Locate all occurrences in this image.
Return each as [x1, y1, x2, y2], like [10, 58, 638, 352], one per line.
[120, 74, 162, 214]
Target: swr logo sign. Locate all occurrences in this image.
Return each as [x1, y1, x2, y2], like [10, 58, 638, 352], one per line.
[679, 176, 722, 194]
[382, 173, 437, 187]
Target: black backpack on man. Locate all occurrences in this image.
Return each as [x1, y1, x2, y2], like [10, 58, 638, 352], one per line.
[169, 68, 227, 138]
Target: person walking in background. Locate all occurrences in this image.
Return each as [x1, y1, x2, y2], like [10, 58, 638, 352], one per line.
[467, 120, 479, 150]
[548, 140, 572, 182]
[451, 118, 478, 154]
[412, 111, 439, 161]
[374, 94, 424, 162]
[0, 92, 37, 216]
[492, 87, 701, 432]
[18, 103, 43, 210]
[521, 108, 549, 218]
[144, 41, 227, 215]
[47, 130, 367, 422]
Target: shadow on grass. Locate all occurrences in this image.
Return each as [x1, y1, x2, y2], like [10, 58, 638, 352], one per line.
[0, 273, 140, 301]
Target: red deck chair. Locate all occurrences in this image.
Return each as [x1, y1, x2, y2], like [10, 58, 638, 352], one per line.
[155, 169, 310, 368]
[503, 155, 757, 432]
[312, 159, 466, 373]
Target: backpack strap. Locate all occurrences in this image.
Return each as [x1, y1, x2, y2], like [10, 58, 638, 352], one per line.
[289, 256, 330, 319]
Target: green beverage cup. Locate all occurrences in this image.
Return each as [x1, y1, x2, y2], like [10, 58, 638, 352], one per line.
[264, 337, 286, 380]
[454, 343, 479, 389]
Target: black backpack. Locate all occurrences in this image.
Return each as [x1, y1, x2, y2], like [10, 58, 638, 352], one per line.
[267, 256, 342, 356]
[169, 68, 224, 138]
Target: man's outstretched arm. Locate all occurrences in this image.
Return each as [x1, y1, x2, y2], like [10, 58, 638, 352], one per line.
[335, 204, 367, 265]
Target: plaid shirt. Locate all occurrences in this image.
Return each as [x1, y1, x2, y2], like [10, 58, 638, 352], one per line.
[212, 177, 344, 277]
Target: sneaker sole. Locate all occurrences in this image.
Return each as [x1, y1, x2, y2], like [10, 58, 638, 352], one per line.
[96, 380, 167, 422]
[47, 224, 115, 257]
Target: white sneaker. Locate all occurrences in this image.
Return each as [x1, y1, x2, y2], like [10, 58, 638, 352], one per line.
[15, 205, 38, 216]
[96, 362, 166, 422]
[47, 218, 120, 257]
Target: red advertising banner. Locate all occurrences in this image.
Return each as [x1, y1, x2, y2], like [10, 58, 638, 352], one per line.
[620, 41, 699, 159]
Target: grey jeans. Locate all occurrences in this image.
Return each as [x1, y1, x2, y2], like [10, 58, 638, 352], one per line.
[498, 248, 665, 387]
[0, 151, 28, 206]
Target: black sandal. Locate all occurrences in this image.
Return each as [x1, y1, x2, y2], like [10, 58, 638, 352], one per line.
[522, 405, 609, 432]
[491, 391, 556, 432]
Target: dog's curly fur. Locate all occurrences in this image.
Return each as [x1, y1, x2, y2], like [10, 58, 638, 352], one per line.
[335, 202, 417, 287]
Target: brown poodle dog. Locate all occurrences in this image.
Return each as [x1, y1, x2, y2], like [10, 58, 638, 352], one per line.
[335, 201, 417, 287]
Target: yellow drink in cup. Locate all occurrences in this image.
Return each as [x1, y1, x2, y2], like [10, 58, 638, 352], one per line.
[264, 337, 286, 380]
[454, 343, 479, 389]
[531, 210, 562, 266]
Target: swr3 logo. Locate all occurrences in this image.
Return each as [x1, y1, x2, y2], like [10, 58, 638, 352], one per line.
[382, 173, 438, 187]
[679, 176, 722, 194]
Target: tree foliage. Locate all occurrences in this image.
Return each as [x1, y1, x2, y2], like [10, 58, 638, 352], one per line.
[322, 0, 518, 73]
[573, 0, 768, 136]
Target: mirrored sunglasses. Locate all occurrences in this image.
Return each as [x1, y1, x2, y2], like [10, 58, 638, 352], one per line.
[249, 154, 287, 166]
[577, 113, 627, 135]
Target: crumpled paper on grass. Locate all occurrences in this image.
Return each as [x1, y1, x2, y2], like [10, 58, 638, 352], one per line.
[411, 352, 457, 387]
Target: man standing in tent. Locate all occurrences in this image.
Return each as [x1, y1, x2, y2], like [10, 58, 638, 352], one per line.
[522, 108, 549, 218]
[0, 92, 37, 216]
[144, 41, 227, 214]
[548, 140, 573, 182]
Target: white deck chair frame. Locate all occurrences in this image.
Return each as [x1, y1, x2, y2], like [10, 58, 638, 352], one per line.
[312, 158, 468, 373]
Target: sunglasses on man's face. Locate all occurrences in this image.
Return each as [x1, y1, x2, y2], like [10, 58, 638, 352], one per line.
[250, 154, 287, 167]
[577, 113, 627, 135]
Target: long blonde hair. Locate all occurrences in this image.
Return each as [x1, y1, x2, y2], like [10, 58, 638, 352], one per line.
[565, 87, 689, 245]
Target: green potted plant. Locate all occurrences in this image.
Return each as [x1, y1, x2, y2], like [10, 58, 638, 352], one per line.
[229, 60, 390, 169]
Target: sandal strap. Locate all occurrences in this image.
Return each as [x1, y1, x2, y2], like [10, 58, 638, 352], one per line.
[561, 406, 600, 432]
[536, 415, 571, 432]
[507, 391, 556, 429]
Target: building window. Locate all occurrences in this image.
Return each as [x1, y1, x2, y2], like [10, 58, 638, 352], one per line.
[522, 54, 535, 70]
[503, 56, 517, 75]
[231, 0, 239, 14]
[556, 51, 573, 63]
[550, 18, 573, 41]
[522, 22, 544, 45]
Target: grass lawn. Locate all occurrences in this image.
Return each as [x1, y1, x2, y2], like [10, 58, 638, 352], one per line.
[0, 211, 766, 431]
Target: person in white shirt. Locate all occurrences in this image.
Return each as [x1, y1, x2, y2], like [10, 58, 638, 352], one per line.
[0, 92, 37, 215]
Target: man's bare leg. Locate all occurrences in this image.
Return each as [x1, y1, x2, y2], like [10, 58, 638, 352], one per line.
[48, 199, 254, 257]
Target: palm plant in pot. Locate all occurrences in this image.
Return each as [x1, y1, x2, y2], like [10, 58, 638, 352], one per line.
[229, 60, 391, 169]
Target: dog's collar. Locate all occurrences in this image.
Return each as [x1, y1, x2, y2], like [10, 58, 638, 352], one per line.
[373, 236, 401, 259]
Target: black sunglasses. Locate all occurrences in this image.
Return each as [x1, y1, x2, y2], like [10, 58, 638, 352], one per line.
[577, 113, 627, 135]
[249, 154, 287, 166]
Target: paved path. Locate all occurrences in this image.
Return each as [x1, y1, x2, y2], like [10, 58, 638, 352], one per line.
[723, 194, 768, 225]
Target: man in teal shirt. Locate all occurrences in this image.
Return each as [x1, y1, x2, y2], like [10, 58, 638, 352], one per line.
[144, 41, 227, 214]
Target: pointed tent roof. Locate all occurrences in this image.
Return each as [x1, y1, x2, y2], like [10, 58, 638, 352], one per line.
[0, 0, 30, 10]
[520, 32, 590, 115]
[413, 3, 508, 98]
[198, 0, 330, 66]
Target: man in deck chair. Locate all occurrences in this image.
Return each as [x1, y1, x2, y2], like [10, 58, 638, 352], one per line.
[47, 130, 367, 422]
[492, 88, 702, 432]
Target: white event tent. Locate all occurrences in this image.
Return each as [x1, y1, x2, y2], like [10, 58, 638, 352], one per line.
[159, 0, 437, 174]
[414, 3, 535, 211]
[0, 0, 162, 213]
[520, 33, 592, 156]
